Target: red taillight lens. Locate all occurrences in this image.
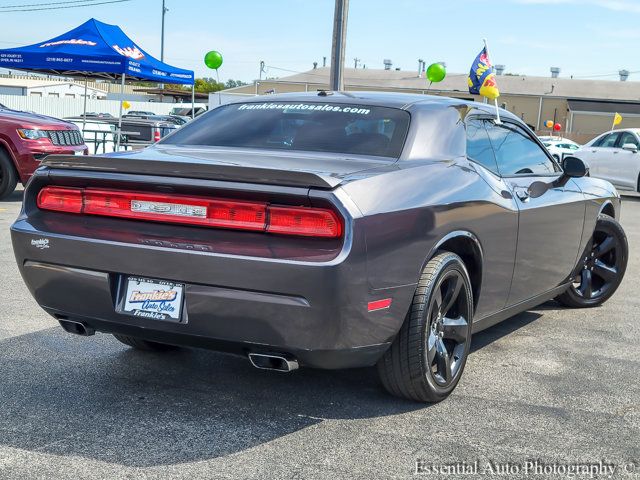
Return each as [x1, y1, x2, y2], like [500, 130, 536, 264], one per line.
[36, 186, 342, 238]
[153, 130, 161, 142]
[36, 187, 83, 213]
[267, 206, 342, 238]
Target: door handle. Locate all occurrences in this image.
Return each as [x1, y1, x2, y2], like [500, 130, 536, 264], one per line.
[613, 151, 619, 154]
[591, 149, 597, 153]
[514, 188, 530, 202]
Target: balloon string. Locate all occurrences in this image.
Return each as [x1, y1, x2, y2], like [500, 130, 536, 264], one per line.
[426, 81, 432, 93]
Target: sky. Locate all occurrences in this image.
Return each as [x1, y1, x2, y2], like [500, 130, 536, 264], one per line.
[1, 0, 640, 83]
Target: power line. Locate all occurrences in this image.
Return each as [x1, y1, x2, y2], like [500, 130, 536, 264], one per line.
[0, 0, 132, 12]
[0, 0, 109, 8]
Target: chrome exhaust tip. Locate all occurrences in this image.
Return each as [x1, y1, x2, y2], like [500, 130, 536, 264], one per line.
[58, 318, 95, 336]
[248, 353, 299, 372]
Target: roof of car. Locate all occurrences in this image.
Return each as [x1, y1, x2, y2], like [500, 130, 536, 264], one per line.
[232, 91, 510, 116]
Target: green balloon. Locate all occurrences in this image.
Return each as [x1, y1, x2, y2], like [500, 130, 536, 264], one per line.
[204, 50, 223, 70]
[426, 62, 446, 83]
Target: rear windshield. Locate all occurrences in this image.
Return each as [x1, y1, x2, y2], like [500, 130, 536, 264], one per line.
[161, 102, 410, 158]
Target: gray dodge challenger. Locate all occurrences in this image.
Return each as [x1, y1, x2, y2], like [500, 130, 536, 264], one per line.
[11, 92, 628, 402]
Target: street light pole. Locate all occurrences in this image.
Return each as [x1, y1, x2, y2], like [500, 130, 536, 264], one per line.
[329, 0, 349, 91]
[160, 0, 168, 89]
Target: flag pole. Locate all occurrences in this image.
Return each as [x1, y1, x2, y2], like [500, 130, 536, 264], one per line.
[483, 38, 501, 124]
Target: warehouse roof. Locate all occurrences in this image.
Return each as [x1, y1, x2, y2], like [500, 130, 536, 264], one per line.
[246, 67, 640, 102]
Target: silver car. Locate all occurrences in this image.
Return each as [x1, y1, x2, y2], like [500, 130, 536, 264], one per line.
[575, 129, 640, 192]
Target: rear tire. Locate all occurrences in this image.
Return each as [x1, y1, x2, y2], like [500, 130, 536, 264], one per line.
[113, 334, 179, 352]
[377, 252, 473, 403]
[0, 148, 18, 200]
[556, 214, 627, 308]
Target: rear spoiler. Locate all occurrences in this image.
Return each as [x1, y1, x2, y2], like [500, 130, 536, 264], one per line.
[42, 154, 342, 190]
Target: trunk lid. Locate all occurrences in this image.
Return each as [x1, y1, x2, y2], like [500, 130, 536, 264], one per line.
[42, 145, 394, 189]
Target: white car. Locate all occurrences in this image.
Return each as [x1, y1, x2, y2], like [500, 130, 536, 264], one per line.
[539, 137, 581, 161]
[575, 129, 640, 193]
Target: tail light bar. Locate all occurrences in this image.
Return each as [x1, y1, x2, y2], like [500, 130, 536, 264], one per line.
[37, 186, 342, 238]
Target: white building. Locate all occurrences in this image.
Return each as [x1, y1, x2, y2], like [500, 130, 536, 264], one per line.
[0, 77, 107, 99]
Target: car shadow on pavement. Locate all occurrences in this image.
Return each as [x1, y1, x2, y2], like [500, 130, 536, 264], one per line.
[0, 327, 424, 467]
[470, 310, 543, 353]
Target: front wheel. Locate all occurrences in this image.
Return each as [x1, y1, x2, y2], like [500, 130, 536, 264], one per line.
[0, 149, 18, 200]
[377, 252, 473, 403]
[556, 214, 628, 308]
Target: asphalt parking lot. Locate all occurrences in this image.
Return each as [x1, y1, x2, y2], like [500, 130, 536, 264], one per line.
[0, 187, 638, 480]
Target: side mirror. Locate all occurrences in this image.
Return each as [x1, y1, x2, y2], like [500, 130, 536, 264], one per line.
[621, 143, 638, 153]
[561, 156, 588, 178]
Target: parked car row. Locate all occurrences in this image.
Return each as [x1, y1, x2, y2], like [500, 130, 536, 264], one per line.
[538, 136, 581, 161]
[0, 103, 87, 199]
[538, 131, 640, 194]
[574, 129, 640, 193]
[0, 104, 190, 198]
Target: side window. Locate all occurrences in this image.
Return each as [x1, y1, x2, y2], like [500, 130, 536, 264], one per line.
[486, 122, 559, 175]
[617, 131, 639, 148]
[598, 133, 620, 148]
[465, 119, 499, 173]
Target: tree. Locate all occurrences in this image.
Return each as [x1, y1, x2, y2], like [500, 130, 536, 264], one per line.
[225, 79, 248, 89]
[194, 77, 224, 93]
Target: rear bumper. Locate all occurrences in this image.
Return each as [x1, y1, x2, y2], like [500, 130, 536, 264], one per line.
[11, 218, 415, 369]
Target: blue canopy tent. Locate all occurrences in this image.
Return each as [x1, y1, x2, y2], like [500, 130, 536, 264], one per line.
[0, 18, 195, 149]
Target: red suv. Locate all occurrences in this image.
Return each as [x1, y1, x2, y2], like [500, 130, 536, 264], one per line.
[0, 103, 88, 199]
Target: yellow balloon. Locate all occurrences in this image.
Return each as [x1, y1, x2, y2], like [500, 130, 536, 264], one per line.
[545, 120, 553, 128]
[122, 101, 131, 110]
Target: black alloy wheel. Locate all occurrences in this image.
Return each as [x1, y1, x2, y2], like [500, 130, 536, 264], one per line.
[556, 214, 627, 308]
[378, 251, 473, 402]
[427, 270, 470, 386]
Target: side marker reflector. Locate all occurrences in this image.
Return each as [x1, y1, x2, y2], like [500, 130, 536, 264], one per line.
[368, 298, 392, 312]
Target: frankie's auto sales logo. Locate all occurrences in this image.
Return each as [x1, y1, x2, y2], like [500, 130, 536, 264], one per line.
[39, 39, 97, 48]
[128, 289, 177, 303]
[112, 44, 144, 60]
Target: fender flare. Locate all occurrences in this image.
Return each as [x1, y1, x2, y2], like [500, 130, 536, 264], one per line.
[420, 230, 484, 308]
[598, 200, 616, 219]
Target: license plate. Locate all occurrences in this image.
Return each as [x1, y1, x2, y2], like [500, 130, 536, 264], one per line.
[73, 150, 84, 156]
[122, 276, 184, 321]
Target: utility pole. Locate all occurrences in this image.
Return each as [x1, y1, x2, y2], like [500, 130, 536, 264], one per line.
[353, 57, 360, 69]
[259, 60, 265, 81]
[160, 0, 168, 89]
[329, 0, 349, 91]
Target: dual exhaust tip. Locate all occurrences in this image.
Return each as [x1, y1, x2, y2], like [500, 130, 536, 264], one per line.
[58, 318, 95, 336]
[57, 319, 298, 372]
[248, 353, 299, 372]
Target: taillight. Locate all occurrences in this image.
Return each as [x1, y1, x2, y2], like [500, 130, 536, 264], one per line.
[36, 187, 83, 213]
[153, 130, 161, 142]
[36, 186, 342, 238]
[267, 206, 341, 238]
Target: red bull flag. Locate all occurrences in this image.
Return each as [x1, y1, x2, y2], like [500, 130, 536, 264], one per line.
[468, 46, 500, 100]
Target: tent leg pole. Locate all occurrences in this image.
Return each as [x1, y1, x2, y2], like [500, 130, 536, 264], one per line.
[116, 73, 125, 151]
[191, 84, 195, 119]
[82, 75, 88, 133]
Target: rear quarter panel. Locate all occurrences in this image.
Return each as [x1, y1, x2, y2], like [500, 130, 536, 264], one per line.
[340, 157, 519, 319]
